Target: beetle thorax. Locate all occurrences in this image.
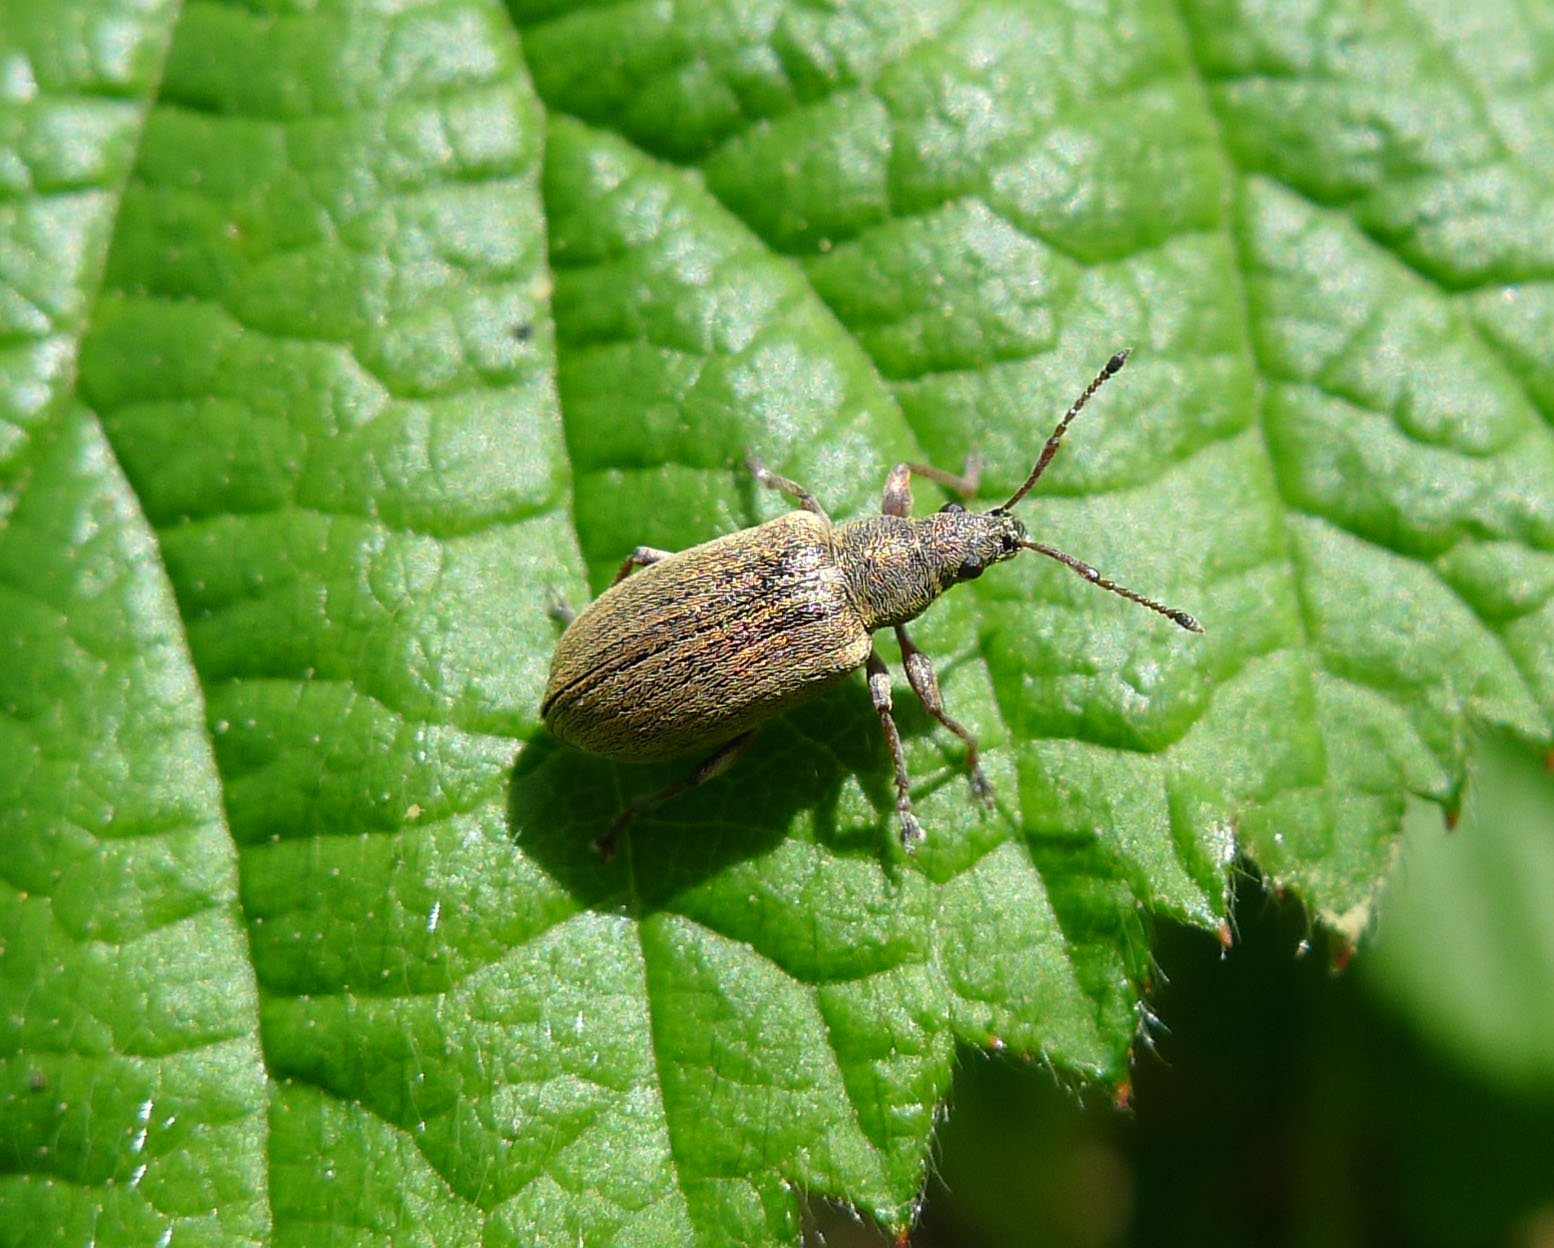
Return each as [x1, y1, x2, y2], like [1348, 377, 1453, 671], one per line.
[834, 510, 1026, 630]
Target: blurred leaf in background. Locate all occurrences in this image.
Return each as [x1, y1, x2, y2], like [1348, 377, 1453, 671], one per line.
[2, 0, 1553, 1245]
[1366, 734, 1554, 1098]
[823, 731, 1554, 1248]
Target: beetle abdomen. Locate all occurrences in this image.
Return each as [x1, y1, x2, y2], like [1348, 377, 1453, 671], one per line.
[543, 511, 871, 762]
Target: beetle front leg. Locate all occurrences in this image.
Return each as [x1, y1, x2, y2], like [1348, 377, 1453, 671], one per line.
[882, 457, 983, 517]
[594, 728, 759, 861]
[866, 647, 925, 850]
[895, 625, 994, 806]
[611, 546, 674, 587]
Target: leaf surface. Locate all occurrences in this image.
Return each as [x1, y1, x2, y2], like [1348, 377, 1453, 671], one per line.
[2, 0, 1552, 1243]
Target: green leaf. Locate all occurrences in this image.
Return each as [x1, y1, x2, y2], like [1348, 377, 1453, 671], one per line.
[2, 0, 1551, 1244]
[1365, 733, 1554, 1095]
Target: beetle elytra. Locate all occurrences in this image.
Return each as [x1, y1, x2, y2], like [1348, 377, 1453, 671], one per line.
[543, 350, 1202, 858]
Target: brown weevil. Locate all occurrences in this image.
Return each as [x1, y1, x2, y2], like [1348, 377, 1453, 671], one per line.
[543, 350, 1202, 858]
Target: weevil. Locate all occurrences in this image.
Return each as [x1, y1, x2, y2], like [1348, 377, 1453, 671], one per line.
[543, 350, 1202, 859]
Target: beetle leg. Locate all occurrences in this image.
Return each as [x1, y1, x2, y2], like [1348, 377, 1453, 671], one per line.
[866, 647, 925, 850]
[746, 455, 832, 523]
[881, 464, 915, 517]
[895, 625, 994, 806]
[882, 457, 983, 517]
[593, 728, 759, 861]
[611, 546, 674, 587]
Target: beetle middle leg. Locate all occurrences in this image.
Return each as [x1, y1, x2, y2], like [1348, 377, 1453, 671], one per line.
[746, 455, 832, 523]
[867, 647, 925, 850]
[594, 728, 759, 861]
[895, 624, 994, 806]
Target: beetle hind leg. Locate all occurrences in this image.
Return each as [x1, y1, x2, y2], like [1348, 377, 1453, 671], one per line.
[611, 546, 674, 587]
[593, 729, 759, 861]
[896, 625, 994, 807]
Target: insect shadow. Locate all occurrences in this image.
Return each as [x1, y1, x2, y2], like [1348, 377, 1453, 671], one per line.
[508, 678, 910, 903]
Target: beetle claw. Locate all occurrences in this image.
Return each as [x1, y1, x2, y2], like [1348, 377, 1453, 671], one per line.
[593, 808, 635, 863]
[969, 766, 995, 808]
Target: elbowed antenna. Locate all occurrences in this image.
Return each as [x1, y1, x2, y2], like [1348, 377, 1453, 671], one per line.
[999, 348, 1130, 512]
[996, 350, 1202, 633]
[1021, 539, 1204, 633]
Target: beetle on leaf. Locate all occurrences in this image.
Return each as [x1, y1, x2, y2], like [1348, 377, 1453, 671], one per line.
[543, 350, 1202, 859]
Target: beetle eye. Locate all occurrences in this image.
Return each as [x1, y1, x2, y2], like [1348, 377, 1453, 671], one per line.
[957, 555, 984, 580]
[1000, 533, 1018, 554]
[939, 501, 965, 514]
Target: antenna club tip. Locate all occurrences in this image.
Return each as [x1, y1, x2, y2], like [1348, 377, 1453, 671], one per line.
[1172, 610, 1205, 634]
[1105, 348, 1131, 375]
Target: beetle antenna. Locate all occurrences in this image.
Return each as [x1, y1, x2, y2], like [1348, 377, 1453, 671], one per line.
[1000, 349, 1130, 511]
[1020, 539, 1203, 632]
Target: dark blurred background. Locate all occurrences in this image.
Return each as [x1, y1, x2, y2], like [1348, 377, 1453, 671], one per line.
[806, 731, 1554, 1248]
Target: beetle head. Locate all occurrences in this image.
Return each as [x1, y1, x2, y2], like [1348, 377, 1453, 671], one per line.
[930, 502, 1026, 583]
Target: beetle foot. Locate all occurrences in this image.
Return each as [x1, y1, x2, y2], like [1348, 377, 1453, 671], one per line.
[968, 765, 995, 808]
[897, 808, 925, 852]
[593, 813, 632, 863]
[547, 595, 577, 627]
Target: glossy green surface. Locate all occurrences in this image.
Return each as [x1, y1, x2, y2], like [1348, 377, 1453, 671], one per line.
[3, 1, 1551, 1244]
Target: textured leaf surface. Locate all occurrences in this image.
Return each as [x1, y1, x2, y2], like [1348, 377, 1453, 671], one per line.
[2, 0, 1551, 1244]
